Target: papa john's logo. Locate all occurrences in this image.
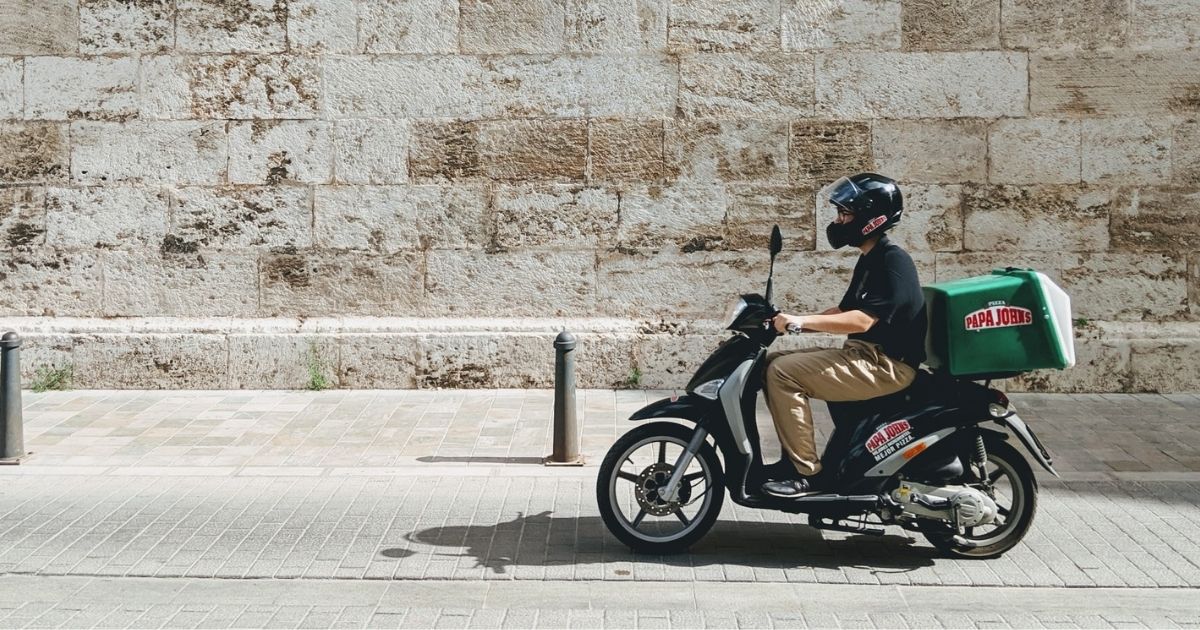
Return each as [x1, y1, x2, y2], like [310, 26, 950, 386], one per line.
[861, 216, 888, 235]
[965, 302, 1033, 331]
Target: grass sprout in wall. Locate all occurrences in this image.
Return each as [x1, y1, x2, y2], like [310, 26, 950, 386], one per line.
[31, 365, 73, 393]
[306, 344, 332, 391]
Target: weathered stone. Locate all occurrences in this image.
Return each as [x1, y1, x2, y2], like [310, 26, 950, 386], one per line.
[339, 334, 418, 388]
[1061, 253, 1188, 321]
[73, 334, 229, 389]
[170, 186, 311, 250]
[229, 121, 333, 185]
[565, 0, 667, 51]
[988, 119, 1082, 185]
[1175, 120, 1200, 185]
[177, 0, 287, 53]
[101, 250, 259, 316]
[137, 56, 191, 119]
[0, 186, 45, 249]
[873, 119, 987, 183]
[260, 250, 425, 317]
[788, 120, 871, 187]
[80, 0, 173, 53]
[0, 58, 19, 119]
[632, 334, 722, 388]
[781, 0, 900, 50]
[1132, 0, 1200, 49]
[1192, 252, 1200, 317]
[667, 0, 780, 52]
[1130, 339, 1200, 393]
[324, 56, 482, 118]
[816, 52, 1026, 118]
[598, 250, 766, 317]
[1002, 0, 1129, 51]
[1010, 326, 1131, 393]
[333, 119, 409, 185]
[482, 55, 676, 118]
[1081, 118, 1171, 183]
[16, 334, 74, 387]
[1110, 187, 1200, 253]
[617, 184, 728, 250]
[315, 185, 487, 251]
[415, 335, 551, 388]
[45, 186, 169, 249]
[726, 185, 815, 251]
[0, 249, 103, 316]
[491, 185, 619, 249]
[771, 251, 866, 313]
[189, 56, 321, 119]
[288, 0, 356, 52]
[0, 123, 68, 184]
[409, 121, 482, 181]
[589, 120, 665, 183]
[666, 120, 788, 183]
[410, 120, 588, 183]
[900, 0, 1000, 51]
[0, 0, 76, 54]
[575, 332, 639, 388]
[71, 121, 227, 184]
[426, 251, 596, 317]
[1030, 51, 1200, 116]
[360, 0, 458, 53]
[25, 57, 138, 121]
[934, 251, 1063, 284]
[678, 53, 814, 118]
[816, 184, 963, 253]
[229, 334, 338, 389]
[460, 0, 565, 53]
[962, 185, 1113, 252]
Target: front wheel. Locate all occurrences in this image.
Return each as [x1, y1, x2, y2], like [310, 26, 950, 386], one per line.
[597, 422, 725, 554]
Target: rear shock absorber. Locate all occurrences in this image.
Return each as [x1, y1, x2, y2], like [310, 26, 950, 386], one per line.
[972, 433, 988, 482]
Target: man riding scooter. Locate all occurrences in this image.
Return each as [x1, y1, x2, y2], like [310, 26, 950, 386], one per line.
[761, 172, 927, 497]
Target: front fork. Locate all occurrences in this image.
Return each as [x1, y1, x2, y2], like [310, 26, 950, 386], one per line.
[659, 427, 710, 503]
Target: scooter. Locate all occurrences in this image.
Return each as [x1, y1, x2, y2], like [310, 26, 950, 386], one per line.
[596, 226, 1058, 559]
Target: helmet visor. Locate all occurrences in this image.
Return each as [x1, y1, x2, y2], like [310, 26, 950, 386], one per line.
[818, 176, 863, 213]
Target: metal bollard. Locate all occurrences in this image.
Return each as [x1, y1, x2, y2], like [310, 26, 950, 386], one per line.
[0, 332, 25, 464]
[546, 331, 583, 466]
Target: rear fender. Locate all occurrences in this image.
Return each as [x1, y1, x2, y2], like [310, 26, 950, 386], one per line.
[991, 414, 1059, 477]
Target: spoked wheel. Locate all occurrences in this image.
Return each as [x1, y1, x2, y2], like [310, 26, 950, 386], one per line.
[597, 422, 725, 554]
[921, 437, 1038, 559]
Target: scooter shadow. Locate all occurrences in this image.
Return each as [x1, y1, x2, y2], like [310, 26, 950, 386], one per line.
[394, 511, 936, 575]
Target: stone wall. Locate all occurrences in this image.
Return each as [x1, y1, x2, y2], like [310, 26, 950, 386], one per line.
[0, 0, 1197, 392]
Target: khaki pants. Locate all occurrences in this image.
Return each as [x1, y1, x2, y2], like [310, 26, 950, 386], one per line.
[763, 339, 917, 477]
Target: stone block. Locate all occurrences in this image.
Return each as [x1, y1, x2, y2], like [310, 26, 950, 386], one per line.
[1001, 0, 1129, 51]
[934, 252, 1063, 284]
[988, 119, 1081, 185]
[678, 53, 814, 118]
[229, 121, 333, 185]
[0, 58, 19, 118]
[900, 0, 1000, 51]
[770, 251, 867, 313]
[137, 56, 191, 119]
[565, 0, 667, 51]
[229, 334, 339, 389]
[70, 121, 227, 185]
[1081, 118, 1170, 183]
[1175, 120, 1200, 185]
[1009, 326, 1131, 393]
[667, 0, 780, 52]
[589, 120, 665, 183]
[666, 120, 788, 183]
[1132, 0, 1200, 49]
[17, 334, 74, 387]
[0, 249, 103, 316]
[597, 250, 766, 317]
[425, 250, 597, 317]
[414, 335, 551, 388]
[360, 0, 458, 53]
[332, 119, 409, 185]
[482, 55, 676, 118]
[410, 120, 587, 183]
[177, 0, 287, 53]
[817, 184, 963, 253]
[169, 186, 312, 250]
[73, 334, 229, 389]
[1110, 187, 1200, 253]
[726, 185, 815, 251]
[259, 250, 425, 317]
[781, 0, 901, 50]
[788, 120, 872, 187]
[0, 186, 45, 249]
[1192, 252, 1200, 317]
[324, 56, 482, 118]
[80, 0, 174, 53]
[872, 119, 987, 183]
[288, 0, 356, 52]
[632, 334, 723, 389]
[408, 120, 481, 181]
[616, 184, 728, 250]
[490, 184, 619, 249]
[45, 186, 169, 249]
[1130, 339, 1200, 393]
[816, 52, 1026, 118]
[575, 332, 639, 388]
[0, 123, 68, 184]
[460, 0, 565, 53]
[962, 185, 1113, 252]
[315, 184, 487, 252]
[0, 0, 77, 54]
[1030, 51, 1200, 116]
[101, 250, 259, 317]
[25, 57, 138, 121]
[1060, 253, 1188, 321]
[189, 56, 322, 119]
[339, 334, 420, 388]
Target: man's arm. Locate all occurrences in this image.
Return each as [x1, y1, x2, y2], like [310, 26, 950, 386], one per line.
[773, 310, 877, 335]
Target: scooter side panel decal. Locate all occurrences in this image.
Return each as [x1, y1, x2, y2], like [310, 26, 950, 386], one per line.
[865, 419, 914, 461]
[865, 428, 956, 477]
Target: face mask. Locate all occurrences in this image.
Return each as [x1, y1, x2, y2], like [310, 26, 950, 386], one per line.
[826, 221, 864, 249]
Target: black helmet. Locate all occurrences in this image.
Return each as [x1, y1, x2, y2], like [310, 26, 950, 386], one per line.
[820, 173, 903, 249]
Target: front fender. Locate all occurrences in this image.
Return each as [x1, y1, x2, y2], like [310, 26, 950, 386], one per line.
[629, 394, 719, 423]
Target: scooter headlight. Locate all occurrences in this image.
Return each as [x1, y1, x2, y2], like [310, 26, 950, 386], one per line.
[692, 379, 724, 400]
[723, 298, 748, 328]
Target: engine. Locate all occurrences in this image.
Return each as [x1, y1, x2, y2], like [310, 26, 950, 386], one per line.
[891, 481, 999, 528]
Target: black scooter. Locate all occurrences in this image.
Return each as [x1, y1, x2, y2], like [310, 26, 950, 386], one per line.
[596, 227, 1058, 559]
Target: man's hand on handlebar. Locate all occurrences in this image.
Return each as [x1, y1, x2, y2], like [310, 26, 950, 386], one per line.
[769, 313, 806, 334]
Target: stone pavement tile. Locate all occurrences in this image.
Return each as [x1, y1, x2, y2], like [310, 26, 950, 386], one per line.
[602, 608, 636, 629]
[466, 609, 505, 630]
[499, 609, 538, 629]
[95, 606, 152, 629]
[434, 608, 474, 629]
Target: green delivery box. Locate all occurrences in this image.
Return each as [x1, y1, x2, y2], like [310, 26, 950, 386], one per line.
[923, 269, 1075, 377]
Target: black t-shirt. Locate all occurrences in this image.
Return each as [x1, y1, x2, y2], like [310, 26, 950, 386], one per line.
[837, 235, 927, 367]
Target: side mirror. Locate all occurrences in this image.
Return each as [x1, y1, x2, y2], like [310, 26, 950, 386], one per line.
[769, 225, 782, 256]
